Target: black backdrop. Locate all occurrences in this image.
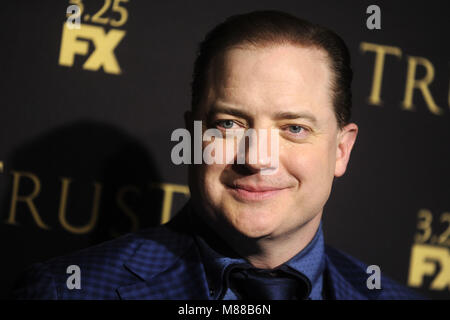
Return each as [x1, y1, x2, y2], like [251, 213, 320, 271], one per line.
[0, 0, 449, 299]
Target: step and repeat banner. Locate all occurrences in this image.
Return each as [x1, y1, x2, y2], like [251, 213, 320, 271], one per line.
[0, 0, 448, 299]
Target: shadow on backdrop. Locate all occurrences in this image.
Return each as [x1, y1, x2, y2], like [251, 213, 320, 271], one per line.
[1, 120, 164, 298]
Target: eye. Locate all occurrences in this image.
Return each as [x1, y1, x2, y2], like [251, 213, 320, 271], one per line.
[282, 124, 310, 139]
[287, 125, 304, 134]
[216, 120, 238, 129]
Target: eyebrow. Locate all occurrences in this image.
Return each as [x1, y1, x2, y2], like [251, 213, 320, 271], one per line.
[206, 103, 318, 125]
[206, 105, 250, 122]
[272, 111, 318, 124]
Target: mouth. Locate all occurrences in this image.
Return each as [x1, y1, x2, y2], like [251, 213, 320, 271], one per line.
[226, 183, 288, 201]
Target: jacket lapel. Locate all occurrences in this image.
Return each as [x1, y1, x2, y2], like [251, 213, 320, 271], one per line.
[117, 207, 210, 300]
[325, 254, 367, 300]
[325, 246, 384, 300]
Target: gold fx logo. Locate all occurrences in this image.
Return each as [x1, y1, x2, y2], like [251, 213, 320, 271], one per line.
[58, 23, 125, 75]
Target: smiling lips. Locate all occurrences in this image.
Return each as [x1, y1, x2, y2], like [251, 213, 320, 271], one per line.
[228, 183, 287, 201]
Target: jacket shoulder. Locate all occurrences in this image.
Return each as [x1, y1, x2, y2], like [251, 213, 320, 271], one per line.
[12, 224, 192, 300]
[325, 245, 425, 300]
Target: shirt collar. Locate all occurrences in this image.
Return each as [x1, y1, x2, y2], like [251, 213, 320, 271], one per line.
[284, 222, 326, 299]
[187, 205, 326, 299]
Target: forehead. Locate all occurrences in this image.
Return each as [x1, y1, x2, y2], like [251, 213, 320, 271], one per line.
[202, 44, 334, 122]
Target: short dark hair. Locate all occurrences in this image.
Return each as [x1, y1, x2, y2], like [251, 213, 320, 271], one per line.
[190, 10, 353, 128]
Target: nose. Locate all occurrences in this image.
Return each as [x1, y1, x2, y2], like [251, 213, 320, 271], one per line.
[236, 128, 279, 174]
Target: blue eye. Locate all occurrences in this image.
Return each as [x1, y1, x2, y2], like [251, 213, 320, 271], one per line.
[288, 125, 304, 134]
[218, 120, 236, 129]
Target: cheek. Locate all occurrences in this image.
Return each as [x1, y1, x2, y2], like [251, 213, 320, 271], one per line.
[281, 143, 336, 184]
[202, 163, 227, 196]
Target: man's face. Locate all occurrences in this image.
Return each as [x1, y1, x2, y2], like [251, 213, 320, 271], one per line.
[188, 44, 357, 242]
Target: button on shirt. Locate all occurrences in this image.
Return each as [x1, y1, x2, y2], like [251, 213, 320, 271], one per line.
[189, 211, 326, 300]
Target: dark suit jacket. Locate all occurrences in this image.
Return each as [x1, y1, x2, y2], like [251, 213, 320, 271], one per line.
[12, 204, 423, 300]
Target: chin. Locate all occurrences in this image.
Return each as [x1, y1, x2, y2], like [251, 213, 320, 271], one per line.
[226, 207, 281, 239]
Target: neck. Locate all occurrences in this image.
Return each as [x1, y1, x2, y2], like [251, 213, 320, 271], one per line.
[231, 214, 323, 269]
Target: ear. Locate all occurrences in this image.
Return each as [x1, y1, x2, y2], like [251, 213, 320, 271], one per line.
[334, 123, 358, 177]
